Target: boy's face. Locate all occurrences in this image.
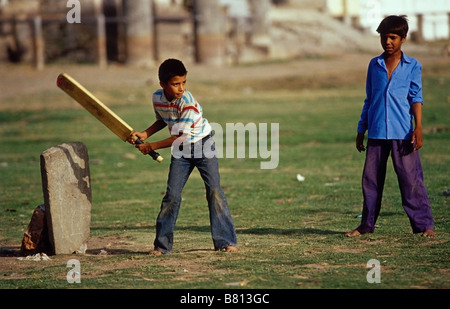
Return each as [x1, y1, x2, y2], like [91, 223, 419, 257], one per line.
[380, 32, 406, 56]
[161, 75, 187, 101]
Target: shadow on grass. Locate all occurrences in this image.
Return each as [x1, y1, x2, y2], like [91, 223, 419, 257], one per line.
[0, 246, 22, 257]
[237, 227, 343, 235]
[90, 225, 344, 236]
[90, 225, 154, 232]
[85, 248, 149, 255]
[1, 226, 343, 257]
[0, 226, 345, 257]
[0, 246, 151, 257]
[174, 225, 343, 236]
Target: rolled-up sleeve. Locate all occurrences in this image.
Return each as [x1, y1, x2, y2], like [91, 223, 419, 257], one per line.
[408, 61, 423, 105]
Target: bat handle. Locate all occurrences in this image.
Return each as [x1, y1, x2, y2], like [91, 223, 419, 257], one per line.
[135, 138, 163, 163]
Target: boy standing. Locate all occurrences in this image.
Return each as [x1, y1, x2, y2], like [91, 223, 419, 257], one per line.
[129, 58, 238, 254]
[346, 15, 435, 238]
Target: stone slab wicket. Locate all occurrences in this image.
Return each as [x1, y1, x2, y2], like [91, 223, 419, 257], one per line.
[40, 142, 91, 254]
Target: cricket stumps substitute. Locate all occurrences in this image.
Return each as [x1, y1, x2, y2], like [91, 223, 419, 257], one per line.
[40, 142, 92, 255]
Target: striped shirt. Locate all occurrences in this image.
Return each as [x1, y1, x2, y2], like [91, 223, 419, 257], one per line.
[152, 89, 212, 143]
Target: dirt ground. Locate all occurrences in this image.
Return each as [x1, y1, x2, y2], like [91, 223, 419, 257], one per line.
[0, 52, 373, 103]
[1, 45, 446, 110]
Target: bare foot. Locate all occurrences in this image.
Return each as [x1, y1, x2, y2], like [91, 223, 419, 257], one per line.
[149, 250, 163, 255]
[422, 229, 436, 238]
[222, 245, 238, 253]
[344, 229, 361, 237]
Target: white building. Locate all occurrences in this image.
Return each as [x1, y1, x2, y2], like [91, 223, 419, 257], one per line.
[327, 0, 450, 40]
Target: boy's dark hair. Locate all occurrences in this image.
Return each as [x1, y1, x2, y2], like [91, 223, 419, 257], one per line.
[376, 15, 409, 38]
[158, 58, 188, 84]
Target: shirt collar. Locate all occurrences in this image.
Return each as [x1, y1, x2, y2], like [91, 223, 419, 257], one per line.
[401, 52, 412, 63]
[377, 51, 412, 66]
[160, 90, 179, 104]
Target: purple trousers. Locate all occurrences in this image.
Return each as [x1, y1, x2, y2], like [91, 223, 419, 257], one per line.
[356, 139, 434, 234]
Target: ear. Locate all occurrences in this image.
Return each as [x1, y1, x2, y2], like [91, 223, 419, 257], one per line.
[160, 81, 165, 88]
[401, 36, 407, 43]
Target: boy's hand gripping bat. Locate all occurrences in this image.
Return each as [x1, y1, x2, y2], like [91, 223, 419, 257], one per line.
[57, 73, 163, 163]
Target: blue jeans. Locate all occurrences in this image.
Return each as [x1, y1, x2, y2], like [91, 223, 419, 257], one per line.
[153, 135, 237, 253]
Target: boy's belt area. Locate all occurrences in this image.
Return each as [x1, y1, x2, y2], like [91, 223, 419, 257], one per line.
[177, 133, 213, 151]
[202, 133, 214, 141]
[193, 132, 214, 144]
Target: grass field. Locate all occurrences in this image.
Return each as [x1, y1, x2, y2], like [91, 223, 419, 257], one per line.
[0, 54, 449, 294]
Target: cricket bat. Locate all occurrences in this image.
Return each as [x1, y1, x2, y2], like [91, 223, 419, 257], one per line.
[56, 73, 163, 163]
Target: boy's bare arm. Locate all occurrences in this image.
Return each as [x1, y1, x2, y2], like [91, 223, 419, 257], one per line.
[411, 102, 423, 151]
[135, 133, 190, 155]
[128, 119, 167, 143]
[143, 119, 168, 140]
[127, 119, 179, 154]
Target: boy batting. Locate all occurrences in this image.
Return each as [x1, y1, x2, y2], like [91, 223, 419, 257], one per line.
[129, 59, 238, 254]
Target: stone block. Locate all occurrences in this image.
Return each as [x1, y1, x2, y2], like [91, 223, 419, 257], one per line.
[40, 142, 92, 255]
[21, 204, 52, 255]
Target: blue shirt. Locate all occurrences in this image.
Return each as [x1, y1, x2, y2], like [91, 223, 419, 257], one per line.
[357, 53, 423, 140]
[152, 89, 211, 143]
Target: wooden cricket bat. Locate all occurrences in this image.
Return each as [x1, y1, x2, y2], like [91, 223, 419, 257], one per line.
[57, 73, 163, 163]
